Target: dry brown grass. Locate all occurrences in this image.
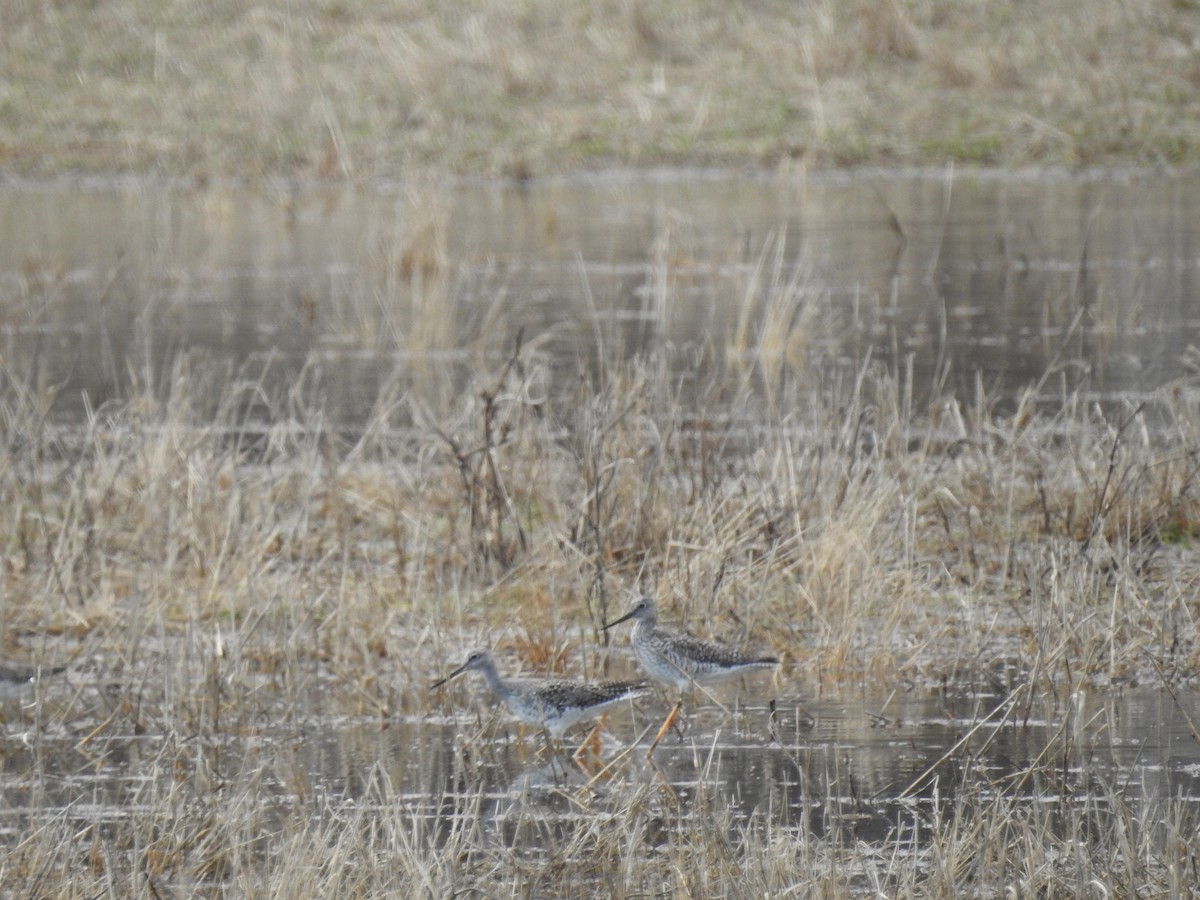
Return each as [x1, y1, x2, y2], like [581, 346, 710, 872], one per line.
[5, 294, 1200, 697]
[2, 0, 1198, 178]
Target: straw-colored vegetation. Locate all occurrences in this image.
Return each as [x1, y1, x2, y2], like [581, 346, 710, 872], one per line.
[3, 215, 1200, 893]
[2, 0, 1199, 178]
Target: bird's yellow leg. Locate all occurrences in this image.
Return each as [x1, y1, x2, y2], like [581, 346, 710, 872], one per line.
[572, 713, 609, 763]
[645, 699, 684, 759]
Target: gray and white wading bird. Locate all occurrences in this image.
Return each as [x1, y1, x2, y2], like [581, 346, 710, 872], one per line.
[0, 662, 67, 684]
[431, 649, 650, 754]
[604, 596, 779, 755]
[0, 662, 68, 703]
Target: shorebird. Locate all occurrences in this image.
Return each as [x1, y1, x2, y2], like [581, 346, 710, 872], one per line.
[604, 596, 779, 755]
[0, 662, 68, 709]
[431, 649, 650, 754]
[0, 662, 67, 686]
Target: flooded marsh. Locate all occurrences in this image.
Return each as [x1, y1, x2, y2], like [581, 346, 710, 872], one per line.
[6, 170, 1200, 424]
[3, 171, 1200, 895]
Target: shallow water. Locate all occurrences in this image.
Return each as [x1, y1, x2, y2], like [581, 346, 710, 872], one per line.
[3, 171, 1200, 425]
[366, 685, 1200, 841]
[6, 680, 1199, 857]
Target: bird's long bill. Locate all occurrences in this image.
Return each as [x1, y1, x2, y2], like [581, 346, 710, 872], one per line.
[602, 608, 638, 631]
[430, 662, 469, 690]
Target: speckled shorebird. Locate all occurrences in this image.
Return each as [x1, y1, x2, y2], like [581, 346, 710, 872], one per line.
[0, 662, 67, 685]
[431, 649, 650, 751]
[0, 661, 68, 704]
[604, 596, 779, 755]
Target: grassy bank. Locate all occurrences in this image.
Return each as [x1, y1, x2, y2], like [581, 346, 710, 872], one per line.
[2, 0, 1199, 179]
[6, 323, 1200, 702]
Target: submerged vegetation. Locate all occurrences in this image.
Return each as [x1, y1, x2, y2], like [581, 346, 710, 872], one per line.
[3, 218, 1200, 893]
